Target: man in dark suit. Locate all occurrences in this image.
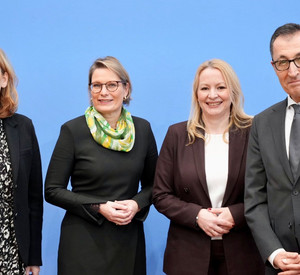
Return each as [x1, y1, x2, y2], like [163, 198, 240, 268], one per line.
[245, 23, 300, 274]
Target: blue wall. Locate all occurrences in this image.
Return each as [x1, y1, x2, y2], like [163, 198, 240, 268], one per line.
[1, 1, 299, 274]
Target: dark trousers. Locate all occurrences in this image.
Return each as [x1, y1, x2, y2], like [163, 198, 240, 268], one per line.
[208, 240, 228, 275]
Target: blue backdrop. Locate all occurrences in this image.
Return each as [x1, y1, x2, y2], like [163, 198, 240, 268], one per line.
[1, 1, 299, 274]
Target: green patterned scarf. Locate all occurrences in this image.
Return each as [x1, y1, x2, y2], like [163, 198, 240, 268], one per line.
[85, 106, 135, 152]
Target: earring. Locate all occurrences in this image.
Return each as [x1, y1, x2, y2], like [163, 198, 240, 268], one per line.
[123, 96, 127, 100]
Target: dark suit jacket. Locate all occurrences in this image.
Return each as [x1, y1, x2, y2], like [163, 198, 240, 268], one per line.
[3, 114, 43, 266]
[245, 98, 300, 274]
[153, 121, 263, 275]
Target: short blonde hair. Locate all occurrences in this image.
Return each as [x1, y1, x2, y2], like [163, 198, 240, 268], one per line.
[88, 56, 132, 105]
[0, 49, 18, 118]
[187, 59, 252, 144]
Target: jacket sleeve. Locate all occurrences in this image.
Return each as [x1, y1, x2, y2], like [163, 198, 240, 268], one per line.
[244, 117, 282, 262]
[152, 126, 202, 230]
[132, 121, 158, 221]
[228, 203, 245, 229]
[28, 121, 43, 266]
[227, 127, 251, 230]
[45, 124, 106, 226]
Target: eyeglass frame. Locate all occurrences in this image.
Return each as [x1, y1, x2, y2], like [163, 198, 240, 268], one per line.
[272, 57, 300, 71]
[89, 80, 127, 93]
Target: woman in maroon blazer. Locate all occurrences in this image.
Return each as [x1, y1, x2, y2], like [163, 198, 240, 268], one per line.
[153, 59, 264, 275]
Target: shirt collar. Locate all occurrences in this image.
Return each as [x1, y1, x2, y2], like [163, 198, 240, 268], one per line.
[287, 96, 300, 109]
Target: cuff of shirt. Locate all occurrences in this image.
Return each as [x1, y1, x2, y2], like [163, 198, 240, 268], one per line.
[268, 248, 286, 269]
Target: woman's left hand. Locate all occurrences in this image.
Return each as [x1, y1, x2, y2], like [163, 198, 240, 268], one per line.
[114, 200, 140, 225]
[26, 266, 40, 275]
[208, 207, 235, 231]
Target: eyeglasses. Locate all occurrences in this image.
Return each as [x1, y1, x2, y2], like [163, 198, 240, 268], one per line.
[272, 57, 300, 71]
[90, 81, 126, 93]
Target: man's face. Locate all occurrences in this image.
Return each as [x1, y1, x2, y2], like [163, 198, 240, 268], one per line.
[272, 31, 300, 102]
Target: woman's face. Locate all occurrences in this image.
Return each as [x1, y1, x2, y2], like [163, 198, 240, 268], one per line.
[197, 68, 231, 121]
[90, 68, 129, 119]
[0, 70, 8, 89]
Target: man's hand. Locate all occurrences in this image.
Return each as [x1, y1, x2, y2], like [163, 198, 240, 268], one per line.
[274, 251, 300, 274]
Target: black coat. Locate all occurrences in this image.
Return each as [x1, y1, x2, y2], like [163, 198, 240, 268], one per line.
[45, 115, 157, 275]
[3, 114, 43, 266]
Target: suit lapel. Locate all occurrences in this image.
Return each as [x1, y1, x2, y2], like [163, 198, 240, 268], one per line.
[3, 116, 19, 185]
[191, 129, 247, 205]
[222, 128, 247, 206]
[191, 136, 210, 199]
[269, 99, 294, 183]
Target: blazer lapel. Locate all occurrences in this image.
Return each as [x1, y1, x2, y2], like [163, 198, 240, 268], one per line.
[270, 99, 294, 183]
[222, 128, 247, 206]
[191, 136, 210, 199]
[3, 116, 19, 185]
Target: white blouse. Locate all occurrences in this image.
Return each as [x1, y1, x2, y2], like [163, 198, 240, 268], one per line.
[205, 133, 229, 208]
[205, 133, 229, 240]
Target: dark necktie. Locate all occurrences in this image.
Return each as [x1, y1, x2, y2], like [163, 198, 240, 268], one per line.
[289, 104, 300, 181]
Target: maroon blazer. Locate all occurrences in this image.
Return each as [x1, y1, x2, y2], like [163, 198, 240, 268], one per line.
[153, 121, 264, 275]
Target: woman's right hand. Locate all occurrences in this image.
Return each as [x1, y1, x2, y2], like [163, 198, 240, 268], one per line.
[99, 201, 132, 225]
[196, 209, 234, 237]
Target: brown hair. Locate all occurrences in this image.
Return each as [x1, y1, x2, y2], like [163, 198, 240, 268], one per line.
[0, 49, 18, 118]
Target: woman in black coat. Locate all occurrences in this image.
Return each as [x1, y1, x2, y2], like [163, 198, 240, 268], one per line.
[0, 49, 43, 275]
[45, 56, 157, 275]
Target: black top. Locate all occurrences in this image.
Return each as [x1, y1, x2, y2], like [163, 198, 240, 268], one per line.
[45, 115, 157, 275]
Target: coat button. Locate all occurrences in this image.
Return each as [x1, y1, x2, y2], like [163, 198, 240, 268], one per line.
[293, 190, 299, 196]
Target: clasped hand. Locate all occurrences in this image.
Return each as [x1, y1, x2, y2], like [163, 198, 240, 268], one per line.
[99, 200, 139, 226]
[25, 266, 40, 275]
[275, 251, 300, 274]
[196, 207, 235, 237]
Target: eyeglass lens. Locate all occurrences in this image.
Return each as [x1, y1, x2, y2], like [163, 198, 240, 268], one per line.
[91, 81, 121, 93]
[275, 58, 300, 71]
